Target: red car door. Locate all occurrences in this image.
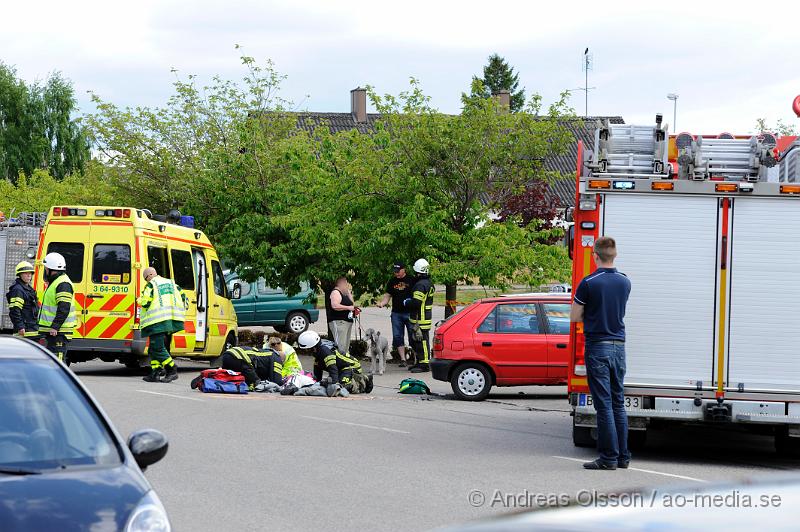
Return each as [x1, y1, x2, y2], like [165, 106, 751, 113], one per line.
[473, 302, 548, 382]
[543, 302, 571, 379]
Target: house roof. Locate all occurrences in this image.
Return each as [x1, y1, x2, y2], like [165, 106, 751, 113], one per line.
[294, 112, 625, 208]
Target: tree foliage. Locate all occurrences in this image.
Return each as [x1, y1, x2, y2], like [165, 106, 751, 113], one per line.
[497, 180, 561, 244]
[0, 162, 116, 215]
[0, 63, 90, 183]
[467, 54, 526, 112]
[86, 55, 574, 306]
[754, 117, 797, 136]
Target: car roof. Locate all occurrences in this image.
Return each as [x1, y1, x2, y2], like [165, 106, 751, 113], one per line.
[0, 336, 53, 360]
[485, 293, 572, 303]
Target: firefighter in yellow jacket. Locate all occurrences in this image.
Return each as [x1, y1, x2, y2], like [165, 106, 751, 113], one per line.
[138, 267, 187, 383]
[38, 253, 77, 364]
[6, 261, 39, 338]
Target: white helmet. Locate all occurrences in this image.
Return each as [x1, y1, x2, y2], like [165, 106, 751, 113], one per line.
[413, 258, 429, 274]
[43, 252, 67, 271]
[297, 330, 321, 349]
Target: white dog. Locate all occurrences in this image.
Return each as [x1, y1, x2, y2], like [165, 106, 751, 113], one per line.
[364, 328, 390, 375]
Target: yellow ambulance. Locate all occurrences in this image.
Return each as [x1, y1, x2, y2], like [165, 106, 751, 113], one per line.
[34, 206, 237, 366]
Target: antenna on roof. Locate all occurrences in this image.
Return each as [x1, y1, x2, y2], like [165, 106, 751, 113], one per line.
[570, 48, 596, 118]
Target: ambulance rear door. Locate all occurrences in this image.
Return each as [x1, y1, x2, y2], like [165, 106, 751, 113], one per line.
[82, 220, 135, 345]
[39, 220, 92, 339]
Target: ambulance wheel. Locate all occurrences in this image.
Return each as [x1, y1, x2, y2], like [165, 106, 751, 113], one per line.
[285, 312, 310, 334]
[222, 332, 236, 353]
[450, 362, 492, 401]
[123, 357, 145, 370]
[572, 417, 596, 448]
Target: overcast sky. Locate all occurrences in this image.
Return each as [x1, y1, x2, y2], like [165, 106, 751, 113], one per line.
[4, 0, 799, 134]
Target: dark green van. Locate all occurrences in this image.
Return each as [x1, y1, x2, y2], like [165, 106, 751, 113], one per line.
[225, 273, 319, 333]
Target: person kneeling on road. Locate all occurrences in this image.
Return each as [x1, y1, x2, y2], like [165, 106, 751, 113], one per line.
[221, 346, 284, 390]
[297, 331, 373, 395]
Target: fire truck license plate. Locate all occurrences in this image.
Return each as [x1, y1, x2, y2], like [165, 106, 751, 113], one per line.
[579, 394, 641, 409]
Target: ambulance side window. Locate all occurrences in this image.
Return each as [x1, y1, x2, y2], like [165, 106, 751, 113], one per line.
[147, 245, 171, 279]
[47, 243, 84, 283]
[170, 249, 195, 291]
[92, 244, 131, 284]
[211, 260, 226, 298]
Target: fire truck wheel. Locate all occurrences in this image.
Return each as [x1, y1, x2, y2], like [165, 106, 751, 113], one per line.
[572, 417, 596, 448]
[775, 427, 800, 457]
[450, 362, 493, 401]
[628, 429, 647, 451]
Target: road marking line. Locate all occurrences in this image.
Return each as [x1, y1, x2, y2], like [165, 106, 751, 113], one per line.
[301, 415, 410, 434]
[552, 456, 707, 482]
[136, 389, 205, 402]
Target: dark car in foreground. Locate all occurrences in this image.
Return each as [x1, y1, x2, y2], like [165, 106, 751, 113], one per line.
[431, 294, 571, 400]
[0, 336, 170, 531]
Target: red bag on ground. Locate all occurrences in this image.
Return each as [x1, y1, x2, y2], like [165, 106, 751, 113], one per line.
[191, 368, 245, 389]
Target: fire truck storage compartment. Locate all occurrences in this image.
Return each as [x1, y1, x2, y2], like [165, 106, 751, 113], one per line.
[727, 198, 800, 393]
[600, 194, 719, 388]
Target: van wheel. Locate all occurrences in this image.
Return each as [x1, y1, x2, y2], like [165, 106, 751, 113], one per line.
[450, 363, 492, 401]
[124, 357, 145, 370]
[285, 312, 309, 334]
[573, 417, 596, 447]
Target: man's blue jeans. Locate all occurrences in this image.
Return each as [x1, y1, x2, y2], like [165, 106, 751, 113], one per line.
[585, 340, 631, 465]
[390, 312, 413, 348]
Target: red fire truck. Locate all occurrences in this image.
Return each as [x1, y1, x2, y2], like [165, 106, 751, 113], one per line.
[567, 108, 800, 454]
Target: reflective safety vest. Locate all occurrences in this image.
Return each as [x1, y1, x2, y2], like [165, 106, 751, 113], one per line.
[139, 276, 186, 329]
[38, 274, 77, 336]
[409, 277, 435, 330]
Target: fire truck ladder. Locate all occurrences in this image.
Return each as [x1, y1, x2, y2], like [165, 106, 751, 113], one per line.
[587, 115, 670, 179]
[677, 134, 777, 182]
[778, 140, 799, 182]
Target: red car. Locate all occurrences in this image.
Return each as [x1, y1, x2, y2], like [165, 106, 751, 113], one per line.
[431, 294, 571, 401]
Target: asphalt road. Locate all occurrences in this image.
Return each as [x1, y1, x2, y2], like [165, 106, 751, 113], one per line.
[72, 355, 800, 532]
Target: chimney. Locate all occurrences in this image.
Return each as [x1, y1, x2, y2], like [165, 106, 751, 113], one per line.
[493, 89, 511, 112]
[351, 87, 367, 123]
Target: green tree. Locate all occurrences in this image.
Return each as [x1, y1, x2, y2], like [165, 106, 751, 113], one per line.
[367, 79, 572, 316]
[0, 63, 90, 183]
[467, 54, 526, 112]
[755, 117, 797, 136]
[0, 161, 117, 215]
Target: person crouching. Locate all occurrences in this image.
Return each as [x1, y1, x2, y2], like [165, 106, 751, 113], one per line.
[297, 331, 373, 394]
[221, 346, 284, 390]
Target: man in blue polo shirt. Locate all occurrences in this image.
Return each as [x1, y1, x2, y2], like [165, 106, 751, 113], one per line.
[570, 236, 632, 470]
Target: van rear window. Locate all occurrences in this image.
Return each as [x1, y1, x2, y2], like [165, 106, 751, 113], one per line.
[92, 244, 131, 284]
[46, 243, 84, 283]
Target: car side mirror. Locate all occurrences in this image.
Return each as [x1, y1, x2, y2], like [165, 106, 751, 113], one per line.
[127, 429, 169, 471]
[231, 283, 241, 300]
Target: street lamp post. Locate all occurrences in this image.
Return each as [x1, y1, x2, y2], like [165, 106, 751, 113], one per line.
[667, 93, 679, 131]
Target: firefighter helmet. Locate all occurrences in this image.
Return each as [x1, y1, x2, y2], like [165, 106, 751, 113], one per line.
[15, 261, 35, 276]
[43, 252, 67, 271]
[413, 258, 429, 274]
[297, 330, 321, 349]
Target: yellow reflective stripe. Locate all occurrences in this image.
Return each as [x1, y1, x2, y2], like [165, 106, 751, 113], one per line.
[324, 355, 336, 365]
[8, 301, 23, 309]
[413, 291, 426, 301]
